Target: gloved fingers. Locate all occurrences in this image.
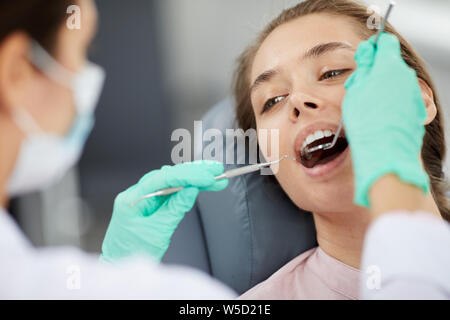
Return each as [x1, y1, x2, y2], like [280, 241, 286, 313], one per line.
[347, 33, 403, 89]
[173, 160, 225, 177]
[375, 34, 416, 79]
[165, 160, 225, 188]
[114, 185, 142, 209]
[135, 178, 228, 215]
[139, 185, 203, 223]
[164, 187, 200, 218]
[344, 71, 358, 90]
[373, 33, 402, 62]
[134, 160, 225, 197]
[344, 37, 376, 89]
[354, 36, 376, 68]
[176, 160, 228, 191]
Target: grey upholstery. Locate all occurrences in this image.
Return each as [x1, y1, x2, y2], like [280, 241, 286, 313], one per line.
[162, 98, 317, 294]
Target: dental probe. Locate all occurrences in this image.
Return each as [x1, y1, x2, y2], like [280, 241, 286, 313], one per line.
[304, 1, 396, 156]
[130, 155, 295, 206]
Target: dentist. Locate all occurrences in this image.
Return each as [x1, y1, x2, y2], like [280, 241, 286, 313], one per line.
[0, 0, 234, 299]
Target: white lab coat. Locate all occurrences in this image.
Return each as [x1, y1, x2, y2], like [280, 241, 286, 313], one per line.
[360, 211, 450, 299]
[0, 208, 236, 299]
[1, 207, 449, 299]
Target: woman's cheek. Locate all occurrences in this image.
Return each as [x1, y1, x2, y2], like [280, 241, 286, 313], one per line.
[256, 117, 288, 163]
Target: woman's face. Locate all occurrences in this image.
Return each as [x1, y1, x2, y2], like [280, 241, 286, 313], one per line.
[250, 13, 365, 214]
[18, 0, 98, 135]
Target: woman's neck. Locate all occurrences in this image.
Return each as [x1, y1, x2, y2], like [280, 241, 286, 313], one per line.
[312, 190, 442, 270]
[313, 207, 372, 269]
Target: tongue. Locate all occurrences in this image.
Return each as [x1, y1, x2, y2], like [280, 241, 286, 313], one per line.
[300, 136, 348, 168]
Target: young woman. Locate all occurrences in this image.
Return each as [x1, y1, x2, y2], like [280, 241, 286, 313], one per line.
[233, 0, 449, 299]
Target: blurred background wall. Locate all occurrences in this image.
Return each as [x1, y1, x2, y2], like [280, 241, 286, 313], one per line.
[12, 0, 450, 253]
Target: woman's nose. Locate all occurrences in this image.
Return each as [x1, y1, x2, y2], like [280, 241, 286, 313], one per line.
[289, 94, 320, 122]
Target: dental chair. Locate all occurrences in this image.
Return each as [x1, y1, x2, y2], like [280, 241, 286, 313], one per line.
[162, 98, 317, 295]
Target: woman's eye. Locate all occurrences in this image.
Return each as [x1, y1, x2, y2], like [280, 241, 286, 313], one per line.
[319, 69, 351, 81]
[262, 95, 286, 113]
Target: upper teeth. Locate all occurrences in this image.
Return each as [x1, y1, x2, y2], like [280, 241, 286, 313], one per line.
[302, 130, 334, 150]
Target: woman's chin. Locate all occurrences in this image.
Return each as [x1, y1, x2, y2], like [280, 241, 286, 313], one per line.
[275, 155, 356, 213]
[283, 178, 356, 214]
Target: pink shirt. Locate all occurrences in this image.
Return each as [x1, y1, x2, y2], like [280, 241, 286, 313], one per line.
[240, 247, 360, 300]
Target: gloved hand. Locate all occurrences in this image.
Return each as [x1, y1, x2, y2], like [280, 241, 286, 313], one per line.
[101, 161, 228, 262]
[343, 33, 430, 208]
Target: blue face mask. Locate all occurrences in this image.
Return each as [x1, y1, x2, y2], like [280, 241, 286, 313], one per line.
[7, 41, 106, 197]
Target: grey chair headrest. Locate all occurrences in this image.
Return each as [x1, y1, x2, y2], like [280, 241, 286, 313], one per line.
[196, 98, 317, 294]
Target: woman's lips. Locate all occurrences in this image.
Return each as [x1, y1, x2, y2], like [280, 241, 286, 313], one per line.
[297, 146, 349, 178]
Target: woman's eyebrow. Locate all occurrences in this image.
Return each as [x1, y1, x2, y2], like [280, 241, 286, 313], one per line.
[303, 41, 355, 60]
[251, 42, 354, 94]
[251, 69, 279, 95]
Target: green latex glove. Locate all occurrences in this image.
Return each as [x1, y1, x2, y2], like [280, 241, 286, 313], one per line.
[343, 33, 430, 208]
[101, 161, 228, 262]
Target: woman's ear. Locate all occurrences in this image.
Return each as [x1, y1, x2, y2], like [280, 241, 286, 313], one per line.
[418, 78, 437, 125]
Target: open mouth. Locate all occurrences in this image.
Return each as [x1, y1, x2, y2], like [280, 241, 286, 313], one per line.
[298, 131, 349, 169]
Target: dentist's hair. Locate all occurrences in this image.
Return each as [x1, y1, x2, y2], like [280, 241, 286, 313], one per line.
[233, 0, 449, 220]
[0, 0, 72, 53]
